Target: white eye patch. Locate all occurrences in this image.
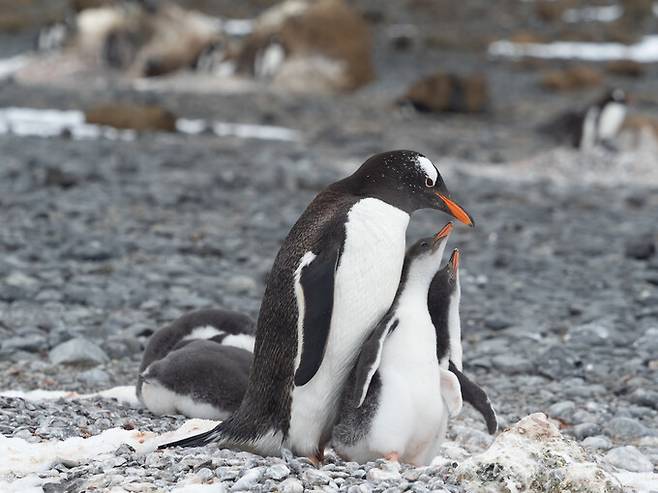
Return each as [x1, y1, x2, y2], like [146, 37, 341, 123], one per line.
[416, 156, 438, 184]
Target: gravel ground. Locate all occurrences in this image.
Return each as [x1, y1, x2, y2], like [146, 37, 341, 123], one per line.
[1, 5, 658, 490]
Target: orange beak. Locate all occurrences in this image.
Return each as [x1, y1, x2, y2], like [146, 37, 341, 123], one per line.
[451, 249, 460, 271]
[437, 193, 474, 227]
[433, 222, 453, 245]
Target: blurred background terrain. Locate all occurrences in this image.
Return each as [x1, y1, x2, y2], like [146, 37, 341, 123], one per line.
[0, 0, 657, 491]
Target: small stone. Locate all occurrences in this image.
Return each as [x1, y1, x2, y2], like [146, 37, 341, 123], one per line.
[582, 436, 612, 450]
[303, 468, 331, 485]
[66, 240, 116, 262]
[347, 485, 372, 493]
[491, 355, 534, 374]
[279, 478, 304, 493]
[265, 463, 290, 480]
[547, 401, 576, 422]
[79, 368, 111, 386]
[604, 446, 654, 472]
[366, 464, 401, 482]
[1, 334, 46, 352]
[49, 338, 109, 366]
[225, 275, 258, 295]
[196, 467, 214, 482]
[625, 237, 656, 260]
[571, 422, 601, 440]
[629, 388, 658, 410]
[485, 317, 512, 331]
[605, 417, 653, 439]
[231, 467, 264, 491]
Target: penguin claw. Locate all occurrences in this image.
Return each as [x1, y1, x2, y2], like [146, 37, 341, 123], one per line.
[308, 449, 325, 467]
[384, 452, 400, 462]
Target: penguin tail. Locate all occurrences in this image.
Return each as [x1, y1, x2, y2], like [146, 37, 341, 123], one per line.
[158, 424, 224, 449]
[449, 360, 498, 435]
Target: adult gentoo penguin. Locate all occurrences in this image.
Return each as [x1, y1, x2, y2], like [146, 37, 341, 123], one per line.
[136, 309, 255, 403]
[541, 88, 627, 150]
[160, 150, 474, 461]
[429, 249, 498, 435]
[332, 224, 463, 465]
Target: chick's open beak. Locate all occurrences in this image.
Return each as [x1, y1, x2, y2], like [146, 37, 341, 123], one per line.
[437, 193, 474, 227]
[432, 222, 453, 248]
[451, 249, 460, 271]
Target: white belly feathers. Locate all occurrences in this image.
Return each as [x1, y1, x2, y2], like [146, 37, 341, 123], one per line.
[287, 198, 410, 455]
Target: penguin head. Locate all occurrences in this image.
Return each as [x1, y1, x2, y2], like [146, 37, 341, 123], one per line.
[403, 223, 453, 284]
[600, 88, 627, 107]
[430, 248, 461, 299]
[342, 150, 474, 225]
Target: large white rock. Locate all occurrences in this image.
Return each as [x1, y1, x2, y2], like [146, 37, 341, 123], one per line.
[450, 413, 624, 493]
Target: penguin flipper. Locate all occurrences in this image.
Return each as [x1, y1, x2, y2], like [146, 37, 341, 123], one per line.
[352, 317, 399, 408]
[448, 360, 498, 434]
[294, 244, 342, 387]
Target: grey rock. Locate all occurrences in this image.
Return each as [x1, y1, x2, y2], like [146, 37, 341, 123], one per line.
[547, 401, 576, 422]
[231, 467, 264, 491]
[1, 333, 46, 352]
[225, 275, 258, 295]
[571, 422, 601, 440]
[303, 468, 331, 485]
[582, 435, 612, 450]
[491, 355, 534, 374]
[265, 463, 290, 480]
[625, 236, 656, 260]
[280, 478, 304, 493]
[604, 446, 654, 472]
[79, 368, 111, 385]
[605, 417, 653, 439]
[49, 338, 109, 366]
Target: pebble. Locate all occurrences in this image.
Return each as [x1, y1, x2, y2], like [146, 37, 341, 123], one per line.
[629, 388, 658, 410]
[604, 446, 654, 473]
[279, 477, 304, 493]
[491, 355, 534, 374]
[625, 237, 656, 260]
[604, 417, 652, 439]
[547, 401, 576, 422]
[581, 436, 612, 450]
[79, 367, 111, 385]
[225, 275, 258, 295]
[49, 338, 109, 366]
[231, 467, 265, 491]
[265, 463, 290, 480]
[571, 422, 601, 440]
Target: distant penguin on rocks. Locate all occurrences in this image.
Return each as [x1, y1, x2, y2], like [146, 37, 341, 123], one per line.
[542, 89, 628, 150]
[136, 309, 255, 404]
[332, 223, 463, 466]
[429, 249, 498, 435]
[159, 150, 474, 462]
[139, 340, 252, 419]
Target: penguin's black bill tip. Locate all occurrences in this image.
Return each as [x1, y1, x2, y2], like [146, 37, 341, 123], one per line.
[436, 193, 474, 227]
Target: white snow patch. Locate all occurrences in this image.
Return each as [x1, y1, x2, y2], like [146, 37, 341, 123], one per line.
[222, 19, 254, 36]
[176, 118, 300, 141]
[0, 419, 218, 489]
[0, 385, 140, 408]
[0, 107, 300, 142]
[172, 483, 227, 493]
[563, 5, 622, 23]
[0, 55, 31, 81]
[615, 471, 658, 492]
[0, 107, 135, 141]
[489, 35, 658, 62]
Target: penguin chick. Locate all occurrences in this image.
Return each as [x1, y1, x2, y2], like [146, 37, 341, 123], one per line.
[137, 308, 255, 401]
[332, 223, 463, 466]
[429, 249, 498, 435]
[140, 340, 252, 419]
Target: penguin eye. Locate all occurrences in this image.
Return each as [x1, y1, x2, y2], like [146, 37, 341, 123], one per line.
[420, 241, 428, 248]
[425, 177, 434, 187]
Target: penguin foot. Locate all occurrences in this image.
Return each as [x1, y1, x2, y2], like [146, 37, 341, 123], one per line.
[384, 451, 400, 462]
[308, 449, 325, 467]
